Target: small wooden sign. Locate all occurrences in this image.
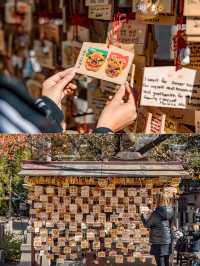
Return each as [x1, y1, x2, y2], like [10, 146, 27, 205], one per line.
[186, 17, 200, 36]
[88, 4, 113, 20]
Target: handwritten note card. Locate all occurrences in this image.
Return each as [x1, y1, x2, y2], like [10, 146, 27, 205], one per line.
[184, 0, 200, 16]
[140, 66, 200, 109]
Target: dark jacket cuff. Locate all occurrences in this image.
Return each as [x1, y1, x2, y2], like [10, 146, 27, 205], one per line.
[35, 96, 64, 132]
[93, 127, 113, 133]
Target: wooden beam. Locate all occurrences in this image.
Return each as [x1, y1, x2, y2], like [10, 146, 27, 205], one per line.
[18, 169, 189, 177]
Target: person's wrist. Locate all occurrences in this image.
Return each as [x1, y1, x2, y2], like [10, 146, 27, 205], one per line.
[96, 121, 114, 132]
[94, 127, 113, 133]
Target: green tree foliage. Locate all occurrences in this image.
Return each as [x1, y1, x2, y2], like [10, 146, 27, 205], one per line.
[0, 232, 22, 263]
[0, 135, 31, 215]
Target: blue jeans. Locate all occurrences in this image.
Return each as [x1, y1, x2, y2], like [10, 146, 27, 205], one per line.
[192, 262, 200, 266]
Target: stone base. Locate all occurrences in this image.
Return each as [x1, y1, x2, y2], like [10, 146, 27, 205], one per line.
[0, 250, 5, 265]
[18, 244, 32, 266]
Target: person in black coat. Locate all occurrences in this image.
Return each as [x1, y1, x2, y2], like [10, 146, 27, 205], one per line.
[141, 195, 174, 266]
[0, 68, 137, 133]
[191, 224, 200, 253]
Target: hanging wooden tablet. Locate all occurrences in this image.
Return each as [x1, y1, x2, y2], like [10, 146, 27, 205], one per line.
[187, 42, 200, 71]
[127, 256, 135, 263]
[40, 22, 60, 44]
[46, 186, 55, 194]
[107, 20, 147, 55]
[86, 214, 95, 224]
[93, 240, 101, 250]
[145, 112, 166, 134]
[195, 111, 200, 133]
[88, 1, 113, 20]
[115, 255, 124, 264]
[62, 41, 82, 68]
[64, 246, 71, 254]
[186, 18, 200, 36]
[75, 213, 83, 223]
[0, 30, 5, 55]
[69, 223, 78, 232]
[104, 238, 112, 248]
[82, 204, 89, 213]
[86, 0, 110, 5]
[135, 0, 176, 25]
[34, 40, 55, 70]
[81, 186, 90, 197]
[87, 230, 95, 240]
[5, 1, 32, 31]
[69, 204, 77, 213]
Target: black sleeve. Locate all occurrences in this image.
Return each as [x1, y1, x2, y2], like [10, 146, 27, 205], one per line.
[35, 96, 64, 132]
[192, 231, 200, 241]
[93, 127, 113, 133]
[0, 75, 63, 133]
[141, 213, 155, 228]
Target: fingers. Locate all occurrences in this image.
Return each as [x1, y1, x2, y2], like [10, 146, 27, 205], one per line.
[113, 85, 126, 103]
[64, 83, 77, 96]
[56, 69, 76, 90]
[47, 67, 76, 85]
[106, 95, 113, 105]
[125, 82, 136, 105]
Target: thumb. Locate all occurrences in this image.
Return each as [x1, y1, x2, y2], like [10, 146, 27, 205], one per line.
[125, 82, 136, 105]
[55, 70, 76, 91]
[113, 85, 126, 103]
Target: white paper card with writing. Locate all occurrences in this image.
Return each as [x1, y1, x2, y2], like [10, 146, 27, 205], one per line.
[140, 66, 200, 109]
[184, 0, 200, 16]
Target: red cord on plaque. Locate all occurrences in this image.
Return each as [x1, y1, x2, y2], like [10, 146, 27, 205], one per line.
[107, 12, 127, 48]
[173, 0, 190, 70]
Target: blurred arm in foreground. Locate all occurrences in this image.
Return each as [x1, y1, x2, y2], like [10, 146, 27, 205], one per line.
[0, 68, 137, 133]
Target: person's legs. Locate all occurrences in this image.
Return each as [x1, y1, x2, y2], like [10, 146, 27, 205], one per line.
[164, 256, 170, 266]
[155, 256, 165, 266]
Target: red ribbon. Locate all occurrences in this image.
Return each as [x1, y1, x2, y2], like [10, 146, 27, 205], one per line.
[70, 15, 90, 28]
[174, 0, 187, 70]
[108, 12, 127, 47]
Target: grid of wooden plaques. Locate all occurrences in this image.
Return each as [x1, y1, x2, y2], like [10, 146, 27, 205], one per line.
[29, 184, 173, 264]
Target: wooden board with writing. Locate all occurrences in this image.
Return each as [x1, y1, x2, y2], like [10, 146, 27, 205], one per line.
[188, 42, 200, 71]
[145, 112, 166, 134]
[107, 20, 147, 55]
[135, 13, 176, 25]
[140, 66, 200, 109]
[85, 0, 109, 5]
[133, 0, 173, 14]
[88, 4, 113, 20]
[0, 30, 5, 54]
[195, 111, 200, 133]
[186, 17, 200, 36]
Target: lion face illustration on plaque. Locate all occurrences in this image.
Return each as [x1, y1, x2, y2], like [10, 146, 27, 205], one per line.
[85, 48, 108, 72]
[105, 52, 129, 78]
